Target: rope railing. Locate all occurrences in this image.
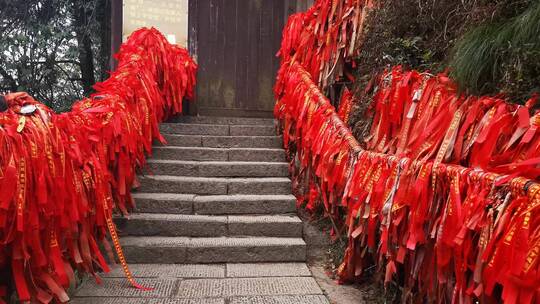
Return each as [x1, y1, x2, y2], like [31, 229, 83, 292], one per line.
[274, 61, 540, 303]
[0, 28, 197, 303]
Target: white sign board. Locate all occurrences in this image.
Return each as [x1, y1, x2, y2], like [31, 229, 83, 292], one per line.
[123, 0, 189, 47]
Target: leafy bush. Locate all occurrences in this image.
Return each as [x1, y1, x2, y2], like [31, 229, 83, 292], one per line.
[349, 0, 539, 138]
[0, 0, 110, 112]
[449, 1, 540, 101]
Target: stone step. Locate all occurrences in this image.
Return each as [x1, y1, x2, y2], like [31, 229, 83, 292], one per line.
[132, 193, 296, 215]
[136, 176, 291, 195]
[71, 263, 329, 303]
[121, 236, 306, 263]
[162, 134, 282, 148]
[177, 277, 323, 299]
[169, 115, 275, 126]
[146, 160, 289, 177]
[71, 295, 329, 304]
[116, 214, 302, 237]
[151, 147, 286, 162]
[160, 123, 276, 136]
[97, 263, 313, 279]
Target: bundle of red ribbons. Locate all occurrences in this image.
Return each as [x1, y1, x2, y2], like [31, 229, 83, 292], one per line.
[367, 66, 540, 180]
[278, 0, 374, 90]
[0, 28, 197, 303]
[275, 61, 540, 303]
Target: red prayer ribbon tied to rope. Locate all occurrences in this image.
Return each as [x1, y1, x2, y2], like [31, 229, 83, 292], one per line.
[275, 61, 540, 303]
[277, 0, 374, 90]
[0, 28, 197, 303]
[367, 66, 540, 180]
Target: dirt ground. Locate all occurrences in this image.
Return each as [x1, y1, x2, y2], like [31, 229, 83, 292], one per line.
[309, 263, 383, 304]
[300, 210, 384, 304]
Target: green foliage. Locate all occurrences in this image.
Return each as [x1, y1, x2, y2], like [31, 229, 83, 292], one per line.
[0, 0, 110, 112]
[349, 0, 539, 140]
[449, 1, 540, 100]
[384, 36, 435, 71]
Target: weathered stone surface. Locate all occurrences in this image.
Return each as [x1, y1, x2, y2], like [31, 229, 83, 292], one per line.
[175, 277, 322, 298]
[147, 160, 289, 177]
[228, 215, 302, 237]
[147, 160, 198, 176]
[121, 237, 306, 264]
[170, 116, 274, 126]
[185, 237, 306, 263]
[116, 214, 228, 237]
[133, 194, 295, 215]
[121, 237, 189, 263]
[198, 162, 288, 177]
[103, 264, 225, 278]
[136, 176, 228, 194]
[73, 278, 176, 298]
[229, 295, 330, 304]
[152, 147, 285, 162]
[71, 298, 225, 304]
[228, 148, 285, 162]
[153, 147, 229, 161]
[160, 123, 230, 135]
[136, 176, 291, 195]
[193, 195, 296, 215]
[162, 134, 203, 147]
[227, 178, 291, 195]
[160, 123, 276, 137]
[162, 135, 282, 149]
[117, 214, 301, 237]
[202, 136, 282, 148]
[132, 193, 194, 214]
[226, 263, 311, 278]
[229, 125, 275, 136]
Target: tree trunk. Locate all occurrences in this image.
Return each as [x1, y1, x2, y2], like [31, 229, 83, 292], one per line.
[99, 0, 112, 81]
[73, 1, 96, 95]
[0, 66, 18, 92]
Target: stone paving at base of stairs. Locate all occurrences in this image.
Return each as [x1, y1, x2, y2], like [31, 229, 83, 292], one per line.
[71, 263, 329, 304]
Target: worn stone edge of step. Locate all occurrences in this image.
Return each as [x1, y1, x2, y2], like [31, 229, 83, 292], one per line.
[151, 147, 286, 162]
[74, 276, 322, 298]
[121, 236, 307, 263]
[99, 262, 312, 278]
[121, 236, 306, 247]
[160, 123, 276, 136]
[131, 193, 296, 215]
[116, 213, 303, 237]
[161, 134, 283, 148]
[169, 116, 275, 126]
[145, 159, 289, 177]
[70, 295, 329, 304]
[135, 176, 292, 195]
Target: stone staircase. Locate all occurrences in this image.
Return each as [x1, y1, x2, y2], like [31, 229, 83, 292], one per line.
[72, 116, 329, 303]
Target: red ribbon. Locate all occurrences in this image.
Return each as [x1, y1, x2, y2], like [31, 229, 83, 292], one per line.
[0, 28, 197, 302]
[274, 61, 540, 303]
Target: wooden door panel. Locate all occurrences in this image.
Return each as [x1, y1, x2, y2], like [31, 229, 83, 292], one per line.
[191, 0, 289, 117]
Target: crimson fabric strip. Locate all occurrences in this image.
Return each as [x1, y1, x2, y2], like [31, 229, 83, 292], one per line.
[277, 0, 374, 90]
[366, 66, 540, 179]
[0, 28, 197, 303]
[274, 61, 540, 303]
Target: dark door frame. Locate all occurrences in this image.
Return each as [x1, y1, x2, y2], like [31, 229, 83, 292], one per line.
[187, 0, 199, 115]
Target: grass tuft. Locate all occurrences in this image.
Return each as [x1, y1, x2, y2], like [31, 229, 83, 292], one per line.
[449, 1, 540, 100]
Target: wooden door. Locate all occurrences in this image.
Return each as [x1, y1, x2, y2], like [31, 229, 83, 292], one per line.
[189, 0, 292, 117]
